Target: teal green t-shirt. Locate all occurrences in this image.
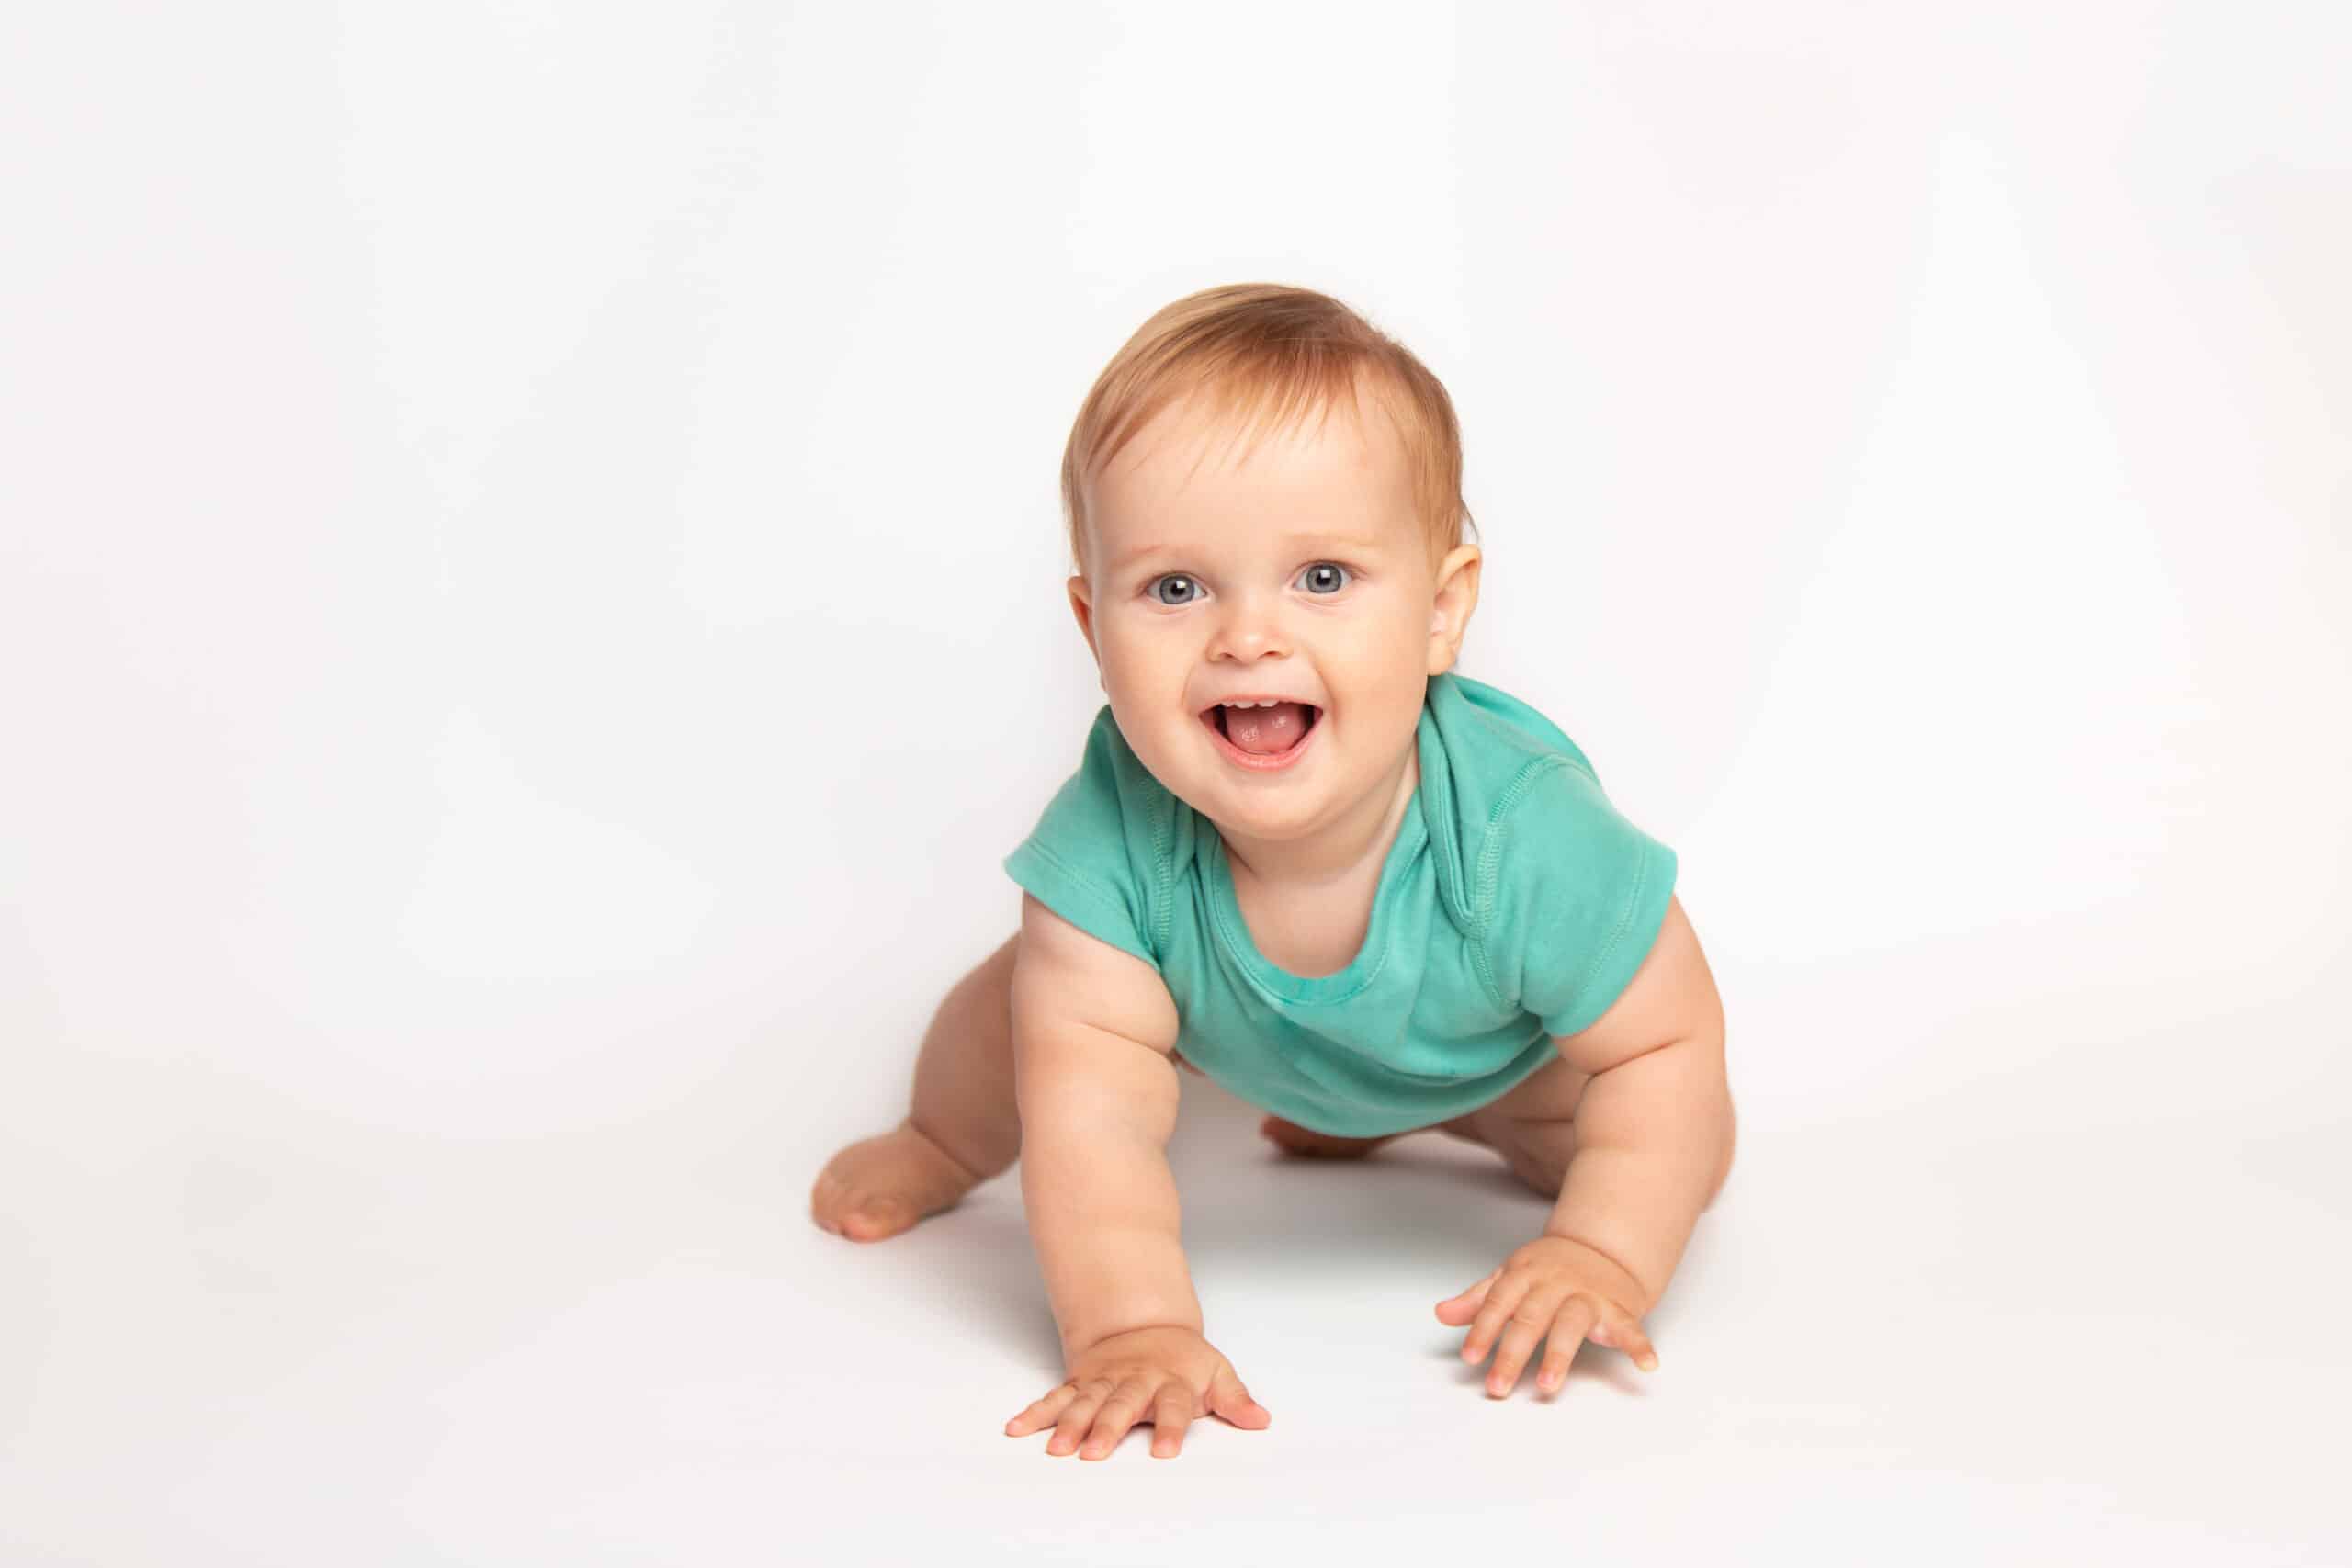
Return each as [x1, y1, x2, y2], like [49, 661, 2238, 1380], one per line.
[1001, 671, 1678, 1137]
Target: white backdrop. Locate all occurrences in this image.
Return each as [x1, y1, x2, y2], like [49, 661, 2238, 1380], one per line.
[4, 2, 2346, 1562]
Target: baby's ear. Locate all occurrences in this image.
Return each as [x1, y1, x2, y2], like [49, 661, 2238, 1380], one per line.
[1425, 545, 1483, 672]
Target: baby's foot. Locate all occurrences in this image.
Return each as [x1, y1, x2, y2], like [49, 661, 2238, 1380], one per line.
[811, 1118, 985, 1242]
[1259, 1112, 1402, 1159]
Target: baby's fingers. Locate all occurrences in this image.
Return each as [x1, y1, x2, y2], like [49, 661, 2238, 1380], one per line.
[1462, 1271, 1535, 1364]
[1531, 1295, 1600, 1394]
[1076, 1376, 1159, 1461]
[1592, 1309, 1660, 1372]
[1005, 1381, 1079, 1438]
[1046, 1377, 1119, 1457]
[1434, 1267, 1503, 1324]
[1538, 1303, 1660, 1392]
[1148, 1384, 1196, 1459]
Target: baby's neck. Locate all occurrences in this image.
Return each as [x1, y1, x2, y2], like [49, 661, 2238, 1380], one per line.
[1215, 745, 1419, 893]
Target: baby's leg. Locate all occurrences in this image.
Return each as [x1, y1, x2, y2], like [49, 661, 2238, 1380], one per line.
[1444, 1053, 1735, 1208]
[1260, 1059, 1584, 1192]
[1260, 1109, 1506, 1161]
[811, 931, 1022, 1242]
[1457, 1055, 1590, 1199]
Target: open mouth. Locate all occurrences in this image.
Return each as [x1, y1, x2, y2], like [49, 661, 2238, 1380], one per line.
[1199, 701, 1322, 769]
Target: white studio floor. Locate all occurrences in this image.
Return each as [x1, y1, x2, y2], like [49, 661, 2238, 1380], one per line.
[3, 929, 2344, 1564]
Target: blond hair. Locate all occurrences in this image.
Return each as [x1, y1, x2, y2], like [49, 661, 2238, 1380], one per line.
[1060, 283, 1477, 579]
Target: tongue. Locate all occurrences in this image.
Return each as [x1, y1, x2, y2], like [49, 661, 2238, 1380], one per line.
[1225, 703, 1312, 755]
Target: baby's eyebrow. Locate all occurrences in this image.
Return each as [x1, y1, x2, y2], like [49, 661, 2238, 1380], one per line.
[1110, 533, 1386, 573]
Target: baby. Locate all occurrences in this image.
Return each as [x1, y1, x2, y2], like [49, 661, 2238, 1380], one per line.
[812, 283, 1734, 1461]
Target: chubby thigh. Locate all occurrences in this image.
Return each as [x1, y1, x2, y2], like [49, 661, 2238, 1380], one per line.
[1466, 1048, 1593, 1128]
[1439, 1052, 1590, 1197]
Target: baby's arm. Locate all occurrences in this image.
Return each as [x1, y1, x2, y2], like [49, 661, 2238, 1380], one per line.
[1539, 893, 1734, 1306]
[1439, 894, 1732, 1396]
[1009, 891, 1196, 1357]
[1003, 893, 1272, 1458]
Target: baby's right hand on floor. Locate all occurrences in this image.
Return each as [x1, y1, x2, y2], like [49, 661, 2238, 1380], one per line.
[1004, 1325, 1272, 1461]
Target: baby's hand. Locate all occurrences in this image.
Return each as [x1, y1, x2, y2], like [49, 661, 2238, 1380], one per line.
[1004, 1325, 1272, 1460]
[1434, 1235, 1659, 1397]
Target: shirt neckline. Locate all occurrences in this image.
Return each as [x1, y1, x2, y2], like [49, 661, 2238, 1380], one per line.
[1204, 781, 1430, 1005]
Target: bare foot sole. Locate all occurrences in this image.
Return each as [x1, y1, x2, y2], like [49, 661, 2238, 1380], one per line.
[811, 1119, 986, 1242]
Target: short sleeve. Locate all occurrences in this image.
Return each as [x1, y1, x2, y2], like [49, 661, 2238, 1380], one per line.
[1001, 708, 1165, 969]
[1482, 759, 1678, 1041]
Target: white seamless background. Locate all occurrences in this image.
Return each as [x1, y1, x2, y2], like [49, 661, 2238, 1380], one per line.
[2, 3, 2345, 1562]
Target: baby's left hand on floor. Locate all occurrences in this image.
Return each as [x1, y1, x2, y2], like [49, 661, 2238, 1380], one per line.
[1434, 1235, 1658, 1397]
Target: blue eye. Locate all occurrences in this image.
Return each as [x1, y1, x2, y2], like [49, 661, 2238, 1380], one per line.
[1148, 574, 1200, 606]
[1145, 563, 1351, 604]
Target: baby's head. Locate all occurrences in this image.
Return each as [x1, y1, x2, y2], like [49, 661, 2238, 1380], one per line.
[1059, 283, 1483, 844]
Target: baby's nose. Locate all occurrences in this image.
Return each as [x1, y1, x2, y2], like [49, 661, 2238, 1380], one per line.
[1209, 596, 1288, 660]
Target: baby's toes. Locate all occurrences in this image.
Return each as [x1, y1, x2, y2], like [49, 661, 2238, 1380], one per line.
[839, 1195, 913, 1241]
[809, 1170, 853, 1233]
[809, 1164, 906, 1240]
[810, 1124, 979, 1242]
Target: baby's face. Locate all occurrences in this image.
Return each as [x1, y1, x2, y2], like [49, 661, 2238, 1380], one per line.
[1068, 393, 1477, 844]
